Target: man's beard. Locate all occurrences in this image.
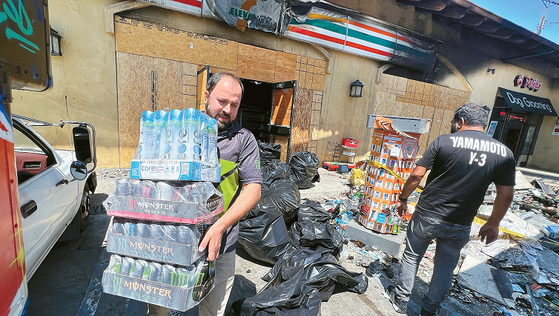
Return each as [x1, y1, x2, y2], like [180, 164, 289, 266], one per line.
[207, 101, 234, 131]
[450, 123, 457, 133]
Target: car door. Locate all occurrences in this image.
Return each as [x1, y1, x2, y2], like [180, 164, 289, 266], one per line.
[13, 119, 79, 279]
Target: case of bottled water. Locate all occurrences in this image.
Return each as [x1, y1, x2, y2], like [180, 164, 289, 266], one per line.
[131, 109, 220, 182]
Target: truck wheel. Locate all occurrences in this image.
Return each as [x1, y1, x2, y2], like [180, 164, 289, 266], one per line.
[79, 183, 90, 232]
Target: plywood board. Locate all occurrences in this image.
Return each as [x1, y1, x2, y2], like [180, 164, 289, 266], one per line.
[401, 102, 424, 118]
[182, 95, 196, 109]
[417, 106, 435, 155]
[396, 77, 407, 95]
[274, 51, 297, 82]
[315, 64, 326, 75]
[116, 53, 153, 167]
[271, 88, 294, 126]
[434, 86, 453, 110]
[115, 17, 238, 70]
[374, 91, 397, 116]
[312, 74, 326, 91]
[428, 108, 445, 145]
[441, 109, 454, 135]
[152, 57, 183, 109]
[305, 72, 314, 90]
[310, 110, 320, 126]
[292, 88, 312, 152]
[315, 59, 327, 68]
[116, 52, 186, 166]
[197, 66, 209, 111]
[270, 134, 289, 163]
[237, 44, 276, 82]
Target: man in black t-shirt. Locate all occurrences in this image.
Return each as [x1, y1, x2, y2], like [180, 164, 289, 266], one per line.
[388, 103, 515, 316]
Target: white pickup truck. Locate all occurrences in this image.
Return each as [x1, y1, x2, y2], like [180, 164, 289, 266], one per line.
[12, 115, 97, 280]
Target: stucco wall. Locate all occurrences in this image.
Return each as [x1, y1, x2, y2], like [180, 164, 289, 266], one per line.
[12, 0, 121, 168]
[314, 52, 380, 163]
[530, 116, 559, 172]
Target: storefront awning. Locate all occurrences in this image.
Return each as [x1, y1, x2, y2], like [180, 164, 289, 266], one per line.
[499, 88, 558, 116]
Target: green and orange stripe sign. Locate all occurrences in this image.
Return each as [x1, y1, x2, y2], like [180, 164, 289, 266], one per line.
[286, 8, 436, 70]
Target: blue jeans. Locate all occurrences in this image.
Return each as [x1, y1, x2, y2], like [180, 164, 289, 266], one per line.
[394, 212, 471, 313]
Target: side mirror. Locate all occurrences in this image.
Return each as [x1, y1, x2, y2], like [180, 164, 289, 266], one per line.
[70, 161, 87, 180]
[73, 125, 93, 163]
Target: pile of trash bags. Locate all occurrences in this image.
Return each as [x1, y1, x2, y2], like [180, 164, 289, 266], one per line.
[258, 141, 282, 165]
[289, 151, 320, 189]
[258, 142, 320, 190]
[233, 149, 368, 315]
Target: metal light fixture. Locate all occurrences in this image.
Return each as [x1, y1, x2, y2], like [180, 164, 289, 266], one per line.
[349, 79, 364, 97]
[50, 28, 62, 56]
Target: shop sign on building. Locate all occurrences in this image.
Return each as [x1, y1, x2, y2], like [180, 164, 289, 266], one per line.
[285, 5, 437, 72]
[514, 75, 542, 92]
[202, 0, 289, 34]
[499, 88, 557, 116]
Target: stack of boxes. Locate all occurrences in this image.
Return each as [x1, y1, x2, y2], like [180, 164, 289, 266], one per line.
[358, 116, 421, 234]
[101, 109, 222, 312]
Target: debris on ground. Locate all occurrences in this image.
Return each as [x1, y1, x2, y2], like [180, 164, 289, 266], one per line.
[265, 163, 559, 315]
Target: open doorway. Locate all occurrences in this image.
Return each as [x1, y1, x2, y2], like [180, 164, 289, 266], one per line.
[238, 80, 296, 162]
[489, 95, 543, 165]
[197, 72, 296, 162]
[238, 80, 273, 141]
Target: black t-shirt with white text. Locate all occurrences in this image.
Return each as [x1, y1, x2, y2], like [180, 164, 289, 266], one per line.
[415, 130, 515, 225]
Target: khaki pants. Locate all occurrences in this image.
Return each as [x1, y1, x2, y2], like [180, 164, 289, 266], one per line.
[147, 250, 236, 316]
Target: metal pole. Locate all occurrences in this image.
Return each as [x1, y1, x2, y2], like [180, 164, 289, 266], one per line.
[537, 6, 549, 35]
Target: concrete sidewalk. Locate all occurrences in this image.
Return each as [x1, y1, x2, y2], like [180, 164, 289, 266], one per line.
[518, 166, 559, 188]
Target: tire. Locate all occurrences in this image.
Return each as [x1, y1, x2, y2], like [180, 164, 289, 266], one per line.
[79, 183, 91, 232]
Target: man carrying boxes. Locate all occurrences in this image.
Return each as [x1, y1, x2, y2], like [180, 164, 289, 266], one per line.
[102, 72, 261, 316]
[195, 73, 262, 316]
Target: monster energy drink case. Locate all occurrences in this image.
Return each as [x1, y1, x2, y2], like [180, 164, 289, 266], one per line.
[102, 255, 215, 312]
[106, 217, 207, 266]
[1, 0, 52, 91]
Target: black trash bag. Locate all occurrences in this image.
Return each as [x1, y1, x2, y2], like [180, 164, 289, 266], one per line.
[263, 247, 368, 301]
[290, 220, 343, 255]
[225, 271, 322, 316]
[259, 141, 282, 165]
[261, 159, 290, 188]
[263, 247, 331, 282]
[243, 199, 281, 220]
[298, 199, 335, 223]
[289, 151, 320, 189]
[260, 179, 301, 226]
[238, 213, 295, 265]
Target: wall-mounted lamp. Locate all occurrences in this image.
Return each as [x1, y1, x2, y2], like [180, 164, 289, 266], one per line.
[50, 27, 62, 56]
[349, 79, 364, 97]
[487, 68, 496, 75]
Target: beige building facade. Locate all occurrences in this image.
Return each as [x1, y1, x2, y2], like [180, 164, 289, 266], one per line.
[12, 0, 559, 172]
